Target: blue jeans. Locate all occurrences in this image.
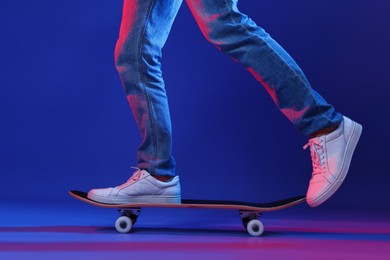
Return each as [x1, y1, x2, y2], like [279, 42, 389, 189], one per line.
[115, 0, 343, 177]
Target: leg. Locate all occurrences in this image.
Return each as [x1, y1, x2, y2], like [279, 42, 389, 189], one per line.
[186, 0, 362, 207]
[88, 0, 183, 204]
[186, 0, 342, 136]
[115, 0, 183, 177]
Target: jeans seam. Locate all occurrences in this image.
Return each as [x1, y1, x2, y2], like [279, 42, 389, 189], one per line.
[139, 0, 158, 175]
[223, 0, 332, 133]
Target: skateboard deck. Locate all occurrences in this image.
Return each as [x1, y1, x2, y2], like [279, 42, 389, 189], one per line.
[69, 190, 305, 237]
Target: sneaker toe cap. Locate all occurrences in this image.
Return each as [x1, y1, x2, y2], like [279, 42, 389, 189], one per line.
[306, 177, 332, 205]
[88, 188, 115, 199]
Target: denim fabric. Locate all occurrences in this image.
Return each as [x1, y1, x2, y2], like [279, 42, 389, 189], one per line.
[115, 0, 343, 177]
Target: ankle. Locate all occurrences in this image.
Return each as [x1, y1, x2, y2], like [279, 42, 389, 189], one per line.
[310, 124, 339, 138]
[152, 175, 173, 182]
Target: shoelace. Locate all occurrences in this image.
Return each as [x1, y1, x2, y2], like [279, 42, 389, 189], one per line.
[303, 138, 326, 176]
[116, 167, 143, 189]
[127, 167, 143, 182]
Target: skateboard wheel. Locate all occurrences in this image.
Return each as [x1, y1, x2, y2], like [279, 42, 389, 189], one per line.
[115, 216, 133, 233]
[246, 219, 264, 237]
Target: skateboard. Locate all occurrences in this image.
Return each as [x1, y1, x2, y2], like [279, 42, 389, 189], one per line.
[69, 190, 305, 237]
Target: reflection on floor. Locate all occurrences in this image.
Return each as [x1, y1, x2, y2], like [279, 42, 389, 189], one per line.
[0, 201, 389, 259]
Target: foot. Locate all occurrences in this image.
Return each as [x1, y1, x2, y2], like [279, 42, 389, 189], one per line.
[304, 116, 362, 207]
[87, 167, 181, 204]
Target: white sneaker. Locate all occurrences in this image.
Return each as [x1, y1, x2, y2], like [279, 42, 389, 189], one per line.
[87, 167, 181, 204]
[304, 116, 362, 207]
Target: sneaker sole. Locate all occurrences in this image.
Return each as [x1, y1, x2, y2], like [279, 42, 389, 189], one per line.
[88, 194, 182, 205]
[308, 121, 363, 207]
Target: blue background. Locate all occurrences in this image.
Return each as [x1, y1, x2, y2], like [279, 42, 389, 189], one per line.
[0, 0, 389, 210]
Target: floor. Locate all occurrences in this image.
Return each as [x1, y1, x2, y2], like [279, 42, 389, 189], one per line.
[0, 201, 389, 259]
